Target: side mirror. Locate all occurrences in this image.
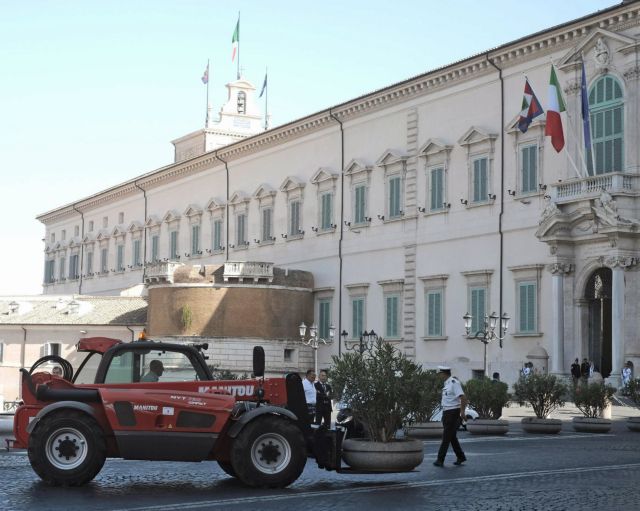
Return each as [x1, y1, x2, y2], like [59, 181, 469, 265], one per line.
[253, 346, 265, 378]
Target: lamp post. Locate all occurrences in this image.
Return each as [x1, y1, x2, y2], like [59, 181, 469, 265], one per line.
[463, 311, 510, 377]
[299, 322, 335, 375]
[343, 329, 378, 355]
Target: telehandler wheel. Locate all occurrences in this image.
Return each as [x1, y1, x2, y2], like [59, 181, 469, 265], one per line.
[28, 410, 106, 486]
[217, 460, 237, 478]
[230, 415, 306, 488]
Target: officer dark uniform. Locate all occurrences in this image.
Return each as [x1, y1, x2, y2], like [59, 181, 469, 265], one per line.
[314, 371, 332, 427]
[434, 366, 467, 467]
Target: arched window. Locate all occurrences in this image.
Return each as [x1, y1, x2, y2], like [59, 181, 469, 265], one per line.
[588, 75, 623, 174]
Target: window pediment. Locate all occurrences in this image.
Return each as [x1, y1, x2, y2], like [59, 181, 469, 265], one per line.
[418, 139, 452, 158]
[68, 237, 81, 248]
[458, 127, 497, 148]
[557, 28, 636, 71]
[505, 112, 546, 135]
[229, 191, 250, 205]
[145, 215, 161, 228]
[376, 149, 408, 168]
[127, 220, 144, 233]
[344, 159, 373, 177]
[279, 176, 305, 193]
[162, 209, 181, 223]
[205, 197, 226, 212]
[111, 224, 127, 238]
[95, 229, 110, 241]
[252, 184, 276, 200]
[310, 167, 338, 185]
[184, 204, 203, 218]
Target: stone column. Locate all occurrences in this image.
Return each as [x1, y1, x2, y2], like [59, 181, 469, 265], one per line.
[548, 263, 572, 375]
[604, 256, 637, 388]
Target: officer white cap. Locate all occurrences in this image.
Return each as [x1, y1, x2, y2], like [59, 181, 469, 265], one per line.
[437, 365, 451, 372]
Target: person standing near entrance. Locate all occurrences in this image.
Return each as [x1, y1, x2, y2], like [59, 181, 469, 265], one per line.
[580, 358, 591, 382]
[434, 366, 467, 467]
[570, 358, 581, 386]
[622, 361, 633, 387]
[302, 369, 317, 422]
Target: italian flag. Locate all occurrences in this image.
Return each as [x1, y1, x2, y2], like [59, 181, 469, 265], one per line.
[545, 65, 566, 152]
[231, 19, 239, 62]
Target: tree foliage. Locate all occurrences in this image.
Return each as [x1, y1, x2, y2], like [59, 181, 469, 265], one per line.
[330, 339, 441, 442]
[572, 381, 616, 418]
[622, 378, 640, 405]
[463, 378, 510, 419]
[513, 373, 567, 419]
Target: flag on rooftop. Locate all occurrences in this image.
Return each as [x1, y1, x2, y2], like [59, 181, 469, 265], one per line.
[581, 60, 593, 169]
[232, 18, 240, 62]
[518, 78, 544, 133]
[545, 65, 566, 153]
[259, 72, 267, 98]
[201, 62, 209, 85]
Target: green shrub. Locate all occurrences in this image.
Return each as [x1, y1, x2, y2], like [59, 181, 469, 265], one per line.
[463, 378, 510, 419]
[330, 339, 440, 442]
[572, 381, 616, 418]
[622, 378, 640, 405]
[513, 373, 567, 419]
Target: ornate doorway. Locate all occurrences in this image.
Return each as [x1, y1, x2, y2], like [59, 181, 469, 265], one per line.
[585, 268, 612, 377]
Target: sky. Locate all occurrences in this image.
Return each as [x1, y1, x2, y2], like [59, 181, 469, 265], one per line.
[0, 0, 618, 295]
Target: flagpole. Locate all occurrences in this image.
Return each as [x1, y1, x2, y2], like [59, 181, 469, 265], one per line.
[265, 67, 268, 130]
[205, 59, 210, 129]
[581, 55, 596, 176]
[237, 12, 241, 79]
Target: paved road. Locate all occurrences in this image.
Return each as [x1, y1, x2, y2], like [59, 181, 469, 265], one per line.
[2, 417, 639, 511]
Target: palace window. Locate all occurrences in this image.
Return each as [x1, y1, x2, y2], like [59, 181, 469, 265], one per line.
[169, 231, 179, 260]
[151, 235, 159, 262]
[589, 75, 624, 174]
[472, 157, 488, 203]
[520, 144, 538, 194]
[429, 166, 445, 212]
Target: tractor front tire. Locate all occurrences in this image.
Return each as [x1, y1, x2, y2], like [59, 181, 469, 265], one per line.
[230, 415, 306, 488]
[28, 410, 106, 486]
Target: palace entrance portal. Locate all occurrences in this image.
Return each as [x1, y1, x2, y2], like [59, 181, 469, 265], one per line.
[585, 268, 612, 378]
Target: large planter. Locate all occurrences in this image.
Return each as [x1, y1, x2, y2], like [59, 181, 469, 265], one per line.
[341, 438, 424, 472]
[521, 417, 562, 434]
[406, 422, 443, 438]
[466, 419, 509, 435]
[626, 417, 640, 432]
[572, 417, 612, 433]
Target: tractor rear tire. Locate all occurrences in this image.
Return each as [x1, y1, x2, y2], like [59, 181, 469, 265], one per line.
[28, 410, 106, 486]
[230, 415, 306, 488]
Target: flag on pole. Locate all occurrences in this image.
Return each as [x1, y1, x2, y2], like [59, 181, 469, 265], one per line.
[580, 60, 593, 167]
[231, 18, 240, 62]
[201, 62, 209, 84]
[259, 72, 267, 98]
[518, 79, 544, 133]
[545, 65, 566, 153]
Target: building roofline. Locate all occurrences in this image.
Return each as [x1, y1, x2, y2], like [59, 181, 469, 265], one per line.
[37, 1, 635, 224]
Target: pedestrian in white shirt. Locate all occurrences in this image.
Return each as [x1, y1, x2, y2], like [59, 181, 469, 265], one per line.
[302, 369, 317, 422]
[434, 366, 467, 467]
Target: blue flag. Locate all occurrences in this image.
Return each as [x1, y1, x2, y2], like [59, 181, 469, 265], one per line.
[259, 72, 267, 98]
[581, 61, 593, 168]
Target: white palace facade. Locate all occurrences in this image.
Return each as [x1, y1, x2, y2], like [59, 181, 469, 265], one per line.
[37, 2, 640, 386]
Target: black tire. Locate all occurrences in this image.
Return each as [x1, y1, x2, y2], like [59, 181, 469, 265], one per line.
[217, 460, 237, 478]
[230, 415, 306, 488]
[28, 410, 106, 486]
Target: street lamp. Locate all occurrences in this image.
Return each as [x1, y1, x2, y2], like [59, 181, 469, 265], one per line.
[299, 322, 335, 375]
[344, 329, 379, 355]
[463, 311, 510, 377]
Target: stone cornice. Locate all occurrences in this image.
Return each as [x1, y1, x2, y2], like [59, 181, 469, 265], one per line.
[36, 3, 640, 225]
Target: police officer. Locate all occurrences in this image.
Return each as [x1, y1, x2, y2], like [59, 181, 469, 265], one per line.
[433, 365, 467, 467]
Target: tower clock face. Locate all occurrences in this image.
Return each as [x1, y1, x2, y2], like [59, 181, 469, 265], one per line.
[237, 91, 246, 114]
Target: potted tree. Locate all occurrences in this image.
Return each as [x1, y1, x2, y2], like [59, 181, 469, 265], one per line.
[330, 339, 434, 471]
[463, 377, 511, 435]
[513, 373, 566, 434]
[405, 370, 445, 438]
[571, 381, 616, 433]
[623, 378, 640, 431]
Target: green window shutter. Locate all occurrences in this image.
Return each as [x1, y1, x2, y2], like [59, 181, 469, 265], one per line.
[589, 75, 624, 175]
[151, 235, 159, 261]
[430, 168, 444, 211]
[170, 231, 178, 259]
[352, 298, 364, 338]
[521, 145, 537, 193]
[518, 282, 537, 332]
[101, 248, 108, 273]
[471, 288, 486, 333]
[117, 245, 124, 270]
[321, 194, 332, 229]
[389, 177, 401, 217]
[290, 201, 300, 235]
[319, 300, 331, 339]
[427, 290, 443, 337]
[191, 225, 200, 254]
[355, 185, 366, 223]
[86, 253, 93, 275]
[386, 295, 399, 337]
[213, 221, 222, 250]
[262, 208, 272, 240]
[237, 214, 245, 244]
[473, 159, 483, 202]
